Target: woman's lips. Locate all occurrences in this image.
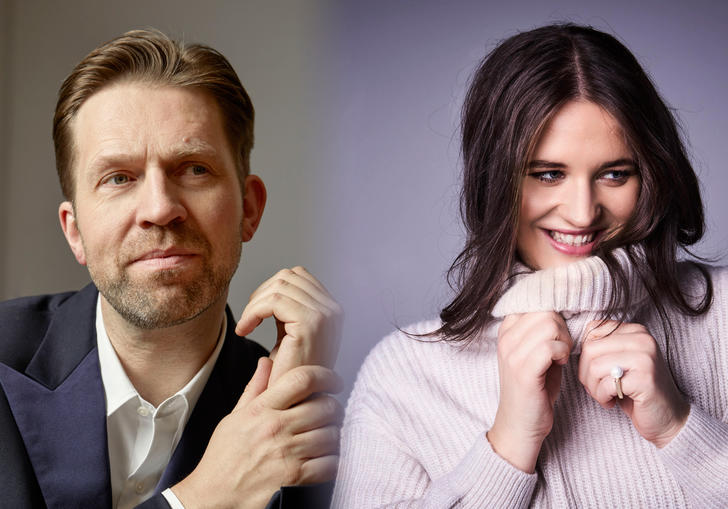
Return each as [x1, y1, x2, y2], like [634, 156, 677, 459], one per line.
[541, 228, 601, 256]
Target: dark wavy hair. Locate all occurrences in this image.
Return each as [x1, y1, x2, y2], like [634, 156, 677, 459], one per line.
[436, 23, 713, 344]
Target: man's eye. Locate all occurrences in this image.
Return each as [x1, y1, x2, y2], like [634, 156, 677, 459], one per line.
[186, 165, 209, 176]
[529, 170, 563, 183]
[109, 174, 129, 185]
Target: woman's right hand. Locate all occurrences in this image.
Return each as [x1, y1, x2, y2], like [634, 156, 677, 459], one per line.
[486, 312, 573, 473]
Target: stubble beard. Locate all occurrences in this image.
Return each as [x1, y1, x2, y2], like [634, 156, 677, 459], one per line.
[87, 224, 242, 329]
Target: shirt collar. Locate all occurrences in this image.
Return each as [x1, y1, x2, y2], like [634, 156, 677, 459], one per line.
[95, 295, 227, 417]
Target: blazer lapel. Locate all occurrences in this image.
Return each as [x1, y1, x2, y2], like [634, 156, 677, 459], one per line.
[157, 308, 266, 490]
[0, 284, 111, 508]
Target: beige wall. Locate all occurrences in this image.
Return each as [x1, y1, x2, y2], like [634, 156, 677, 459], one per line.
[0, 0, 10, 297]
[0, 0, 330, 350]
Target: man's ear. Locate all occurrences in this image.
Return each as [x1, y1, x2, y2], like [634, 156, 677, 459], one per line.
[241, 174, 267, 242]
[58, 201, 87, 265]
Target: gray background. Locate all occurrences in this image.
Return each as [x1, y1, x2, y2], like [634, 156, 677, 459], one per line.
[1, 0, 727, 396]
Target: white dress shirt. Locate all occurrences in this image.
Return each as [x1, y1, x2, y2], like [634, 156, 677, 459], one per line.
[96, 297, 225, 509]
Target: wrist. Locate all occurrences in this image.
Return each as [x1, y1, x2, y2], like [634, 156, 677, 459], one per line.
[651, 401, 690, 449]
[486, 426, 543, 473]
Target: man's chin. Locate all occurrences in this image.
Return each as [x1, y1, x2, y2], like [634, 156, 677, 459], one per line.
[97, 278, 225, 330]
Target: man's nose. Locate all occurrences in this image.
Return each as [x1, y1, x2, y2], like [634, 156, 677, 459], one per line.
[135, 170, 187, 227]
[561, 180, 600, 227]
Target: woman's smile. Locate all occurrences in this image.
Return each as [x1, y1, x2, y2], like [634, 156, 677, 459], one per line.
[516, 100, 640, 270]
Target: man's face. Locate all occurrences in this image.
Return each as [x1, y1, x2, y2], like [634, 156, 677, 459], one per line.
[59, 82, 265, 328]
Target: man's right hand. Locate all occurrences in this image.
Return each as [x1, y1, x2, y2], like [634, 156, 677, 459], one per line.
[171, 357, 343, 508]
[486, 312, 572, 474]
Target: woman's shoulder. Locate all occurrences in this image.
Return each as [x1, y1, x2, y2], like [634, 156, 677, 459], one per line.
[350, 319, 497, 402]
[676, 260, 728, 305]
[356, 319, 450, 381]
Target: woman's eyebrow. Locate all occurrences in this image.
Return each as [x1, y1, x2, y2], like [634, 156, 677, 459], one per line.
[526, 158, 636, 170]
[598, 158, 636, 170]
[527, 160, 566, 169]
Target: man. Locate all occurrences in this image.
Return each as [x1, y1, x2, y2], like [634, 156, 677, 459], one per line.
[0, 30, 342, 508]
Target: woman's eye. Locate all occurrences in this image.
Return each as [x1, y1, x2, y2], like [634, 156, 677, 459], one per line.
[530, 170, 564, 183]
[600, 169, 635, 183]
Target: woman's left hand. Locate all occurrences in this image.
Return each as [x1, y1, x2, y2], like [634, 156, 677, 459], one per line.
[578, 320, 690, 448]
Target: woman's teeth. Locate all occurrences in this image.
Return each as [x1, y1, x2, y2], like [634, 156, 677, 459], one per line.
[549, 231, 596, 246]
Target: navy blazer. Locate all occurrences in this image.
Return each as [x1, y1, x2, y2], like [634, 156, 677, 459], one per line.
[0, 284, 332, 508]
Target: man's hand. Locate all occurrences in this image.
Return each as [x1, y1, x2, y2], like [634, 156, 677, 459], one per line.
[172, 357, 344, 509]
[235, 267, 343, 384]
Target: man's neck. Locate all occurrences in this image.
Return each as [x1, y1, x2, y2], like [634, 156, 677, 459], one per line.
[100, 293, 228, 406]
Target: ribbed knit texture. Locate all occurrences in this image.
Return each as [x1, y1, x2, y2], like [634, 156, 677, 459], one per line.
[333, 254, 728, 508]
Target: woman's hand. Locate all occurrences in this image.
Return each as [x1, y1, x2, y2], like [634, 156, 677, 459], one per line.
[578, 320, 690, 448]
[487, 312, 573, 473]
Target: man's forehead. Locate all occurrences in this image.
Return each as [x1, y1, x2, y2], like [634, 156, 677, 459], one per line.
[71, 83, 229, 165]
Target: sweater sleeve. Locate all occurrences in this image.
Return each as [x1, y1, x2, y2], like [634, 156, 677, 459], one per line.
[331, 335, 537, 508]
[655, 264, 728, 508]
[657, 405, 728, 508]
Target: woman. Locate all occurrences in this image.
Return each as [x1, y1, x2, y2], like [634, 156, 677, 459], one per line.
[332, 24, 727, 507]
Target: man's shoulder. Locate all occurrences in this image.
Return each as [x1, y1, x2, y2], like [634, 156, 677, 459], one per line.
[0, 285, 96, 370]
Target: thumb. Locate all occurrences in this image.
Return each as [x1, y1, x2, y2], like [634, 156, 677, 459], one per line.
[268, 335, 305, 385]
[234, 356, 273, 411]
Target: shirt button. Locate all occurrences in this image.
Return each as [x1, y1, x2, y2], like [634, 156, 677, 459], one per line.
[137, 406, 149, 417]
[135, 482, 144, 494]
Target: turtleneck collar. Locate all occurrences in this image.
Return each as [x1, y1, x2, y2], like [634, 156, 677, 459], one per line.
[490, 248, 650, 353]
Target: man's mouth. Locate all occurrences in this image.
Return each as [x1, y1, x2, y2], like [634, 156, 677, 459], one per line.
[134, 247, 197, 262]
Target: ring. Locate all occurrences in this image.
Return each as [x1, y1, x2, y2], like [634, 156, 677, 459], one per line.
[611, 365, 624, 399]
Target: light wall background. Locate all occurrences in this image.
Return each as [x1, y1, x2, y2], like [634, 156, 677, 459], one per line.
[1, 0, 727, 397]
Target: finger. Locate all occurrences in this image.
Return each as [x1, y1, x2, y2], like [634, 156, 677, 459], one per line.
[269, 334, 307, 384]
[248, 269, 337, 311]
[263, 366, 343, 410]
[499, 313, 522, 334]
[289, 425, 340, 459]
[503, 312, 572, 361]
[593, 366, 630, 407]
[584, 319, 628, 341]
[579, 329, 654, 384]
[236, 292, 314, 337]
[234, 357, 272, 412]
[584, 352, 644, 405]
[290, 266, 329, 294]
[286, 394, 345, 433]
[298, 455, 339, 484]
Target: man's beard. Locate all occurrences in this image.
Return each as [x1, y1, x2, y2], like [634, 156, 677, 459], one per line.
[87, 223, 241, 329]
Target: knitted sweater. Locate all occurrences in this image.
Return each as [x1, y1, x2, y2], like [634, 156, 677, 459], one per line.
[332, 253, 728, 508]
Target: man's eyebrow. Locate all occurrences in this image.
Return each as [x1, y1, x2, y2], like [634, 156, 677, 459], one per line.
[168, 139, 219, 159]
[526, 158, 637, 170]
[87, 140, 220, 173]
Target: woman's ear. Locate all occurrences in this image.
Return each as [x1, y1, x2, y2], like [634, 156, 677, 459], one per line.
[58, 201, 87, 265]
[241, 174, 267, 242]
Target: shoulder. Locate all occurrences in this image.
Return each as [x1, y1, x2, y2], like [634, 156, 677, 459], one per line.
[675, 261, 728, 310]
[0, 286, 93, 369]
[347, 318, 497, 418]
[356, 319, 447, 383]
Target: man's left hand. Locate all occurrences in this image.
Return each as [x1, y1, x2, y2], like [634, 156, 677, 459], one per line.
[235, 267, 342, 383]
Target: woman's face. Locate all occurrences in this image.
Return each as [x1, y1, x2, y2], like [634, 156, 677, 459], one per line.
[516, 100, 640, 270]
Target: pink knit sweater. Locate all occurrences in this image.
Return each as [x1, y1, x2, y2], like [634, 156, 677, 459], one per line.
[333, 253, 728, 507]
